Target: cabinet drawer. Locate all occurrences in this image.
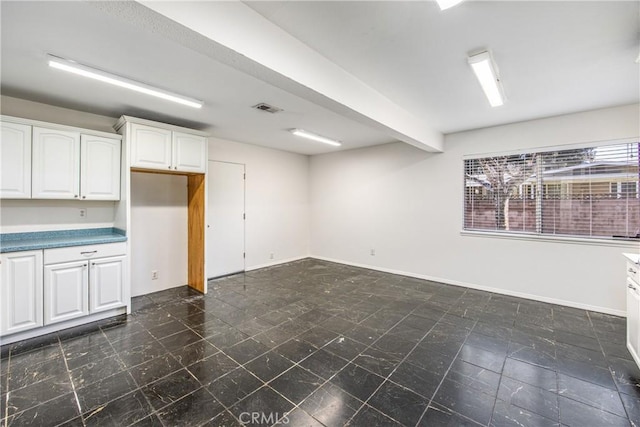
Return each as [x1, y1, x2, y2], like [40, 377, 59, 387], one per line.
[44, 242, 126, 265]
[627, 261, 640, 284]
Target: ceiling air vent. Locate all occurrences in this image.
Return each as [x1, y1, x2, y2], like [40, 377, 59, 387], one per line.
[252, 103, 283, 114]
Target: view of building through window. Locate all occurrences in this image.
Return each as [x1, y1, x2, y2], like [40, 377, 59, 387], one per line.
[464, 142, 640, 239]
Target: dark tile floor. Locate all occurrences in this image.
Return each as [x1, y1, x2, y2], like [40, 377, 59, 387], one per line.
[1, 258, 639, 426]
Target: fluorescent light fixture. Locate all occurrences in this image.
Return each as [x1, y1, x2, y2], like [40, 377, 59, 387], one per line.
[289, 129, 342, 147]
[467, 50, 505, 107]
[47, 55, 203, 109]
[436, 0, 465, 11]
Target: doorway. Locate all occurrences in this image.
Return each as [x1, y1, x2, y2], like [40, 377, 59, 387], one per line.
[206, 160, 245, 279]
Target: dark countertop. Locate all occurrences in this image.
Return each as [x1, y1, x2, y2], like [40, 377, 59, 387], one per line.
[0, 228, 127, 253]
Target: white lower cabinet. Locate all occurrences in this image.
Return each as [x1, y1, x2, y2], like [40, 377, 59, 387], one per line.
[90, 256, 125, 313]
[44, 261, 89, 325]
[0, 250, 44, 335]
[42, 242, 127, 326]
[626, 257, 640, 368]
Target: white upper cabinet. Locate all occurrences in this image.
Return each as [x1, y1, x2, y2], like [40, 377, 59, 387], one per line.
[80, 135, 121, 200]
[32, 127, 81, 199]
[0, 122, 32, 199]
[130, 123, 172, 170]
[173, 132, 207, 173]
[4, 121, 122, 201]
[128, 121, 206, 173]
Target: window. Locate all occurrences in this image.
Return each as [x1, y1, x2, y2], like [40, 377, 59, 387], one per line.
[464, 141, 640, 239]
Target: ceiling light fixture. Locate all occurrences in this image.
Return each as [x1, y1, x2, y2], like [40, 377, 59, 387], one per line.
[47, 55, 203, 109]
[436, 0, 465, 11]
[467, 50, 505, 107]
[289, 129, 342, 147]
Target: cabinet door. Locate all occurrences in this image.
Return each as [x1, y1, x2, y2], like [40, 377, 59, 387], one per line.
[172, 132, 206, 173]
[32, 127, 80, 199]
[627, 279, 640, 363]
[130, 123, 172, 171]
[43, 261, 89, 325]
[0, 251, 43, 335]
[90, 256, 125, 313]
[80, 135, 121, 200]
[0, 122, 32, 199]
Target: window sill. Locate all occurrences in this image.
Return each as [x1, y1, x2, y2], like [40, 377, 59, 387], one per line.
[460, 229, 640, 248]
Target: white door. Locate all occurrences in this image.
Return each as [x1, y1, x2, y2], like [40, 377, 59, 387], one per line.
[173, 132, 206, 173]
[0, 250, 43, 335]
[90, 256, 125, 313]
[80, 135, 121, 200]
[32, 127, 80, 199]
[44, 261, 89, 325]
[207, 161, 245, 278]
[0, 122, 32, 199]
[129, 123, 172, 171]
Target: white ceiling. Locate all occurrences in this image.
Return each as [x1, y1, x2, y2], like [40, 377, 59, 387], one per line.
[1, 1, 638, 155]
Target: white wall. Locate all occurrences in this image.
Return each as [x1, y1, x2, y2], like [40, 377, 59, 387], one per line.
[208, 137, 309, 270]
[0, 200, 117, 233]
[1, 95, 117, 133]
[130, 173, 188, 296]
[310, 104, 640, 315]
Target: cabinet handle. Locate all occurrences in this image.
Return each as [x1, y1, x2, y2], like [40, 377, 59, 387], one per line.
[92, 262, 96, 266]
[629, 268, 637, 274]
[83, 264, 87, 268]
[168, 166, 172, 169]
[74, 195, 78, 198]
[629, 284, 637, 290]
[80, 250, 97, 255]
[82, 196, 86, 199]
[174, 166, 178, 170]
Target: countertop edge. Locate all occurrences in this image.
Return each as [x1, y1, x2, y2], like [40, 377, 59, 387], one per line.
[0, 236, 127, 253]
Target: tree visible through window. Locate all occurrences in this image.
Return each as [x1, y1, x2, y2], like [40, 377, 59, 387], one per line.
[464, 142, 640, 239]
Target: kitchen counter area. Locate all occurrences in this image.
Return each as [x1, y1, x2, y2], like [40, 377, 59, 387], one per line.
[0, 227, 127, 253]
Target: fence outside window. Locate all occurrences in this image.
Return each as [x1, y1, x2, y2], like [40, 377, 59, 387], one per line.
[464, 141, 640, 240]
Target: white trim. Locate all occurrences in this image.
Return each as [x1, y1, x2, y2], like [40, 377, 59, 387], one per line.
[0, 115, 122, 139]
[0, 306, 127, 345]
[310, 255, 626, 317]
[114, 115, 209, 137]
[461, 230, 639, 248]
[245, 255, 309, 272]
[463, 137, 638, 160]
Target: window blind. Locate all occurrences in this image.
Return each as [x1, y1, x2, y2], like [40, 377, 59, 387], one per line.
[464, 142, 640, 239]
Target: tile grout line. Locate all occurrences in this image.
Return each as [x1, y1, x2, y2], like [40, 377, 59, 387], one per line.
[57, 334, 86, 427]
[2, 350, 11, 427]
[413, 289, 480, 427]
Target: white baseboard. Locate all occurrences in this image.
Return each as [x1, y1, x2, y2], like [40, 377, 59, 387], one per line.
[310, 255, 626, 317]
[0, 307, 127, 346]
[246, 255, 309, 272]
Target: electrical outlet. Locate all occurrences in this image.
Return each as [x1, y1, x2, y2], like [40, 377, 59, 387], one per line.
[269, 253, 274, 260]
[79, 208, 87, 218]
[151, 270, 158, 280]
[370, 248, 376, 256]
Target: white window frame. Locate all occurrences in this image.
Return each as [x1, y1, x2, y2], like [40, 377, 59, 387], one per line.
[462, 138, 640, 248]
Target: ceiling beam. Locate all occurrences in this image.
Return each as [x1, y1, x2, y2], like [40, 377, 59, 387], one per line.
[94, 1, 443, 152]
